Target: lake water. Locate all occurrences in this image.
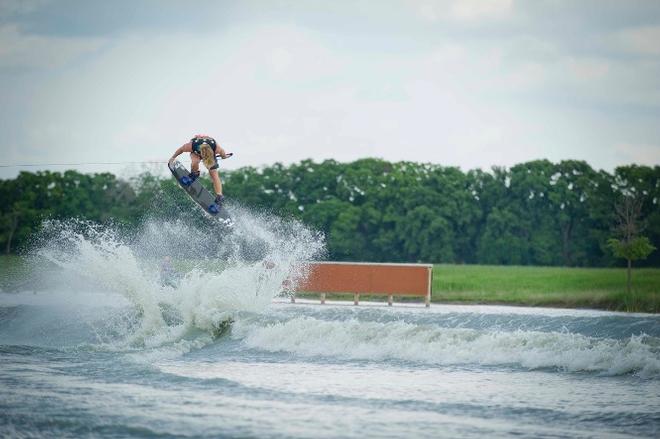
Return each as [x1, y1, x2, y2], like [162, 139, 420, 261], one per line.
[1, 214, 659, 438]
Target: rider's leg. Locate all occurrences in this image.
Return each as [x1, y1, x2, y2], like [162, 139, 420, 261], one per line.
[209, 168, 223, 196]
[190, 153, 201, 176]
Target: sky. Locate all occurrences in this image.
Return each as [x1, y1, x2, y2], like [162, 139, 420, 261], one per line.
[1, 0, 659, 179]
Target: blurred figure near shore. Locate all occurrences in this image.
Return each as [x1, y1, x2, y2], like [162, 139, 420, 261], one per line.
[160, 256, 178, 288]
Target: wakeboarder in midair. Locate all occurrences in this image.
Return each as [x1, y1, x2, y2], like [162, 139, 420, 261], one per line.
[168, 134, 229, 207]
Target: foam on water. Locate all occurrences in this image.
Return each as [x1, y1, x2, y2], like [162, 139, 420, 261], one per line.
[19, 205, 324, 353]
[233, 315, 660, 378]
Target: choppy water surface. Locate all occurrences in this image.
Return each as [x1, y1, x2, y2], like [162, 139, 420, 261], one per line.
[1, 213, 659, 438]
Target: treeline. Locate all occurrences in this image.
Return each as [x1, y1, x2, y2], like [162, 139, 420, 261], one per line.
[1, 159, 659, 266]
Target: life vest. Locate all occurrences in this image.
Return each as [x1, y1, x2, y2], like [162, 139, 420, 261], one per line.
[191, 136, 217, 155]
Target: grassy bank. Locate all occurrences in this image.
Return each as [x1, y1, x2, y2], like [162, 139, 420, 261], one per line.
[0, 255, 30, 291]
[433, 264, 660, 313]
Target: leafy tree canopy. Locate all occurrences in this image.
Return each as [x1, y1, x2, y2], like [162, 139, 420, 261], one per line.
[1, 161, 659, 267]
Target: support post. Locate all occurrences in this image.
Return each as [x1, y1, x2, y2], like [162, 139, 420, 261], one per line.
[388, 295, 393, 306]
[290, 294, 296, 303]
[354, 293, 359, 305]
[320, 293, 326, 304]
[425, 266, 432, 308]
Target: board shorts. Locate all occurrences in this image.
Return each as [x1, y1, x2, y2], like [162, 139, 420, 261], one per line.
[191, 136, 219, 170]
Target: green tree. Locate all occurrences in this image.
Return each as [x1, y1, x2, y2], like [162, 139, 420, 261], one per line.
[1, 159, 658, 267]
[607, 196, 656, 294]
[328, 205, 367, 259]
[613, 165, 660, 266]
[477, 207, 529, 265]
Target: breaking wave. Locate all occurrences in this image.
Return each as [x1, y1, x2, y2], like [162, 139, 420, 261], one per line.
[233, 316, 660, 379]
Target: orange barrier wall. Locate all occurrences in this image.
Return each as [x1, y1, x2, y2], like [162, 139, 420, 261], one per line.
[294, 262, 433, 307]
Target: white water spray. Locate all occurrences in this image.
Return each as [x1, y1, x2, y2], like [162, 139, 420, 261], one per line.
[31, 206, 325, 350]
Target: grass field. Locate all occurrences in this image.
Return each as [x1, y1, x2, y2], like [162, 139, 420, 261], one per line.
[0, 255, 29, 290]
[1, 255, 659, 312]
[433, 264, 660, 313]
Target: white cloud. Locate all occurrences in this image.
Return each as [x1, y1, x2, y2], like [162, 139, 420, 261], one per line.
[1, 1, 659, 180]
[3, 25, 356, 172]
[415, 0, 514, 22]
[614, 143, 660, 165]
[567, 58, 610, 81]
[268, 47, 293, 75]
[615, 25, 660, 56]
[0, 0, 50, 17]
[450, 0, 513, 21]
[7, 20, 656, 177]
[0, 24, 105, 69]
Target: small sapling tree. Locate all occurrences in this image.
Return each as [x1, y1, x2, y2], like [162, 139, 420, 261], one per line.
[607, 196, 656, 295]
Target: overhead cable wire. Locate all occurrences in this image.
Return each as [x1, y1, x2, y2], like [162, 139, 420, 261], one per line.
[0, 160, 173, 168]
[0, 154, 233, 168]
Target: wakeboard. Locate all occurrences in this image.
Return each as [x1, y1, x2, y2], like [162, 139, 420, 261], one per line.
[212, 317, 234, 338]
[158, 302, 233, 337]
[168, 160, 231, 221]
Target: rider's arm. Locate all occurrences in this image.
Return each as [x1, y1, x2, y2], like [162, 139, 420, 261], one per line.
[169, 142, 192, 164]
[216, 144, 229, 159]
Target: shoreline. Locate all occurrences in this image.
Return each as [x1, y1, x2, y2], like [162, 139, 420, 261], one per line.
[1, 255, 658, 313]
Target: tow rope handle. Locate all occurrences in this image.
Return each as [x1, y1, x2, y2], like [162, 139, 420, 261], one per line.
[216, 152, 234, 160]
